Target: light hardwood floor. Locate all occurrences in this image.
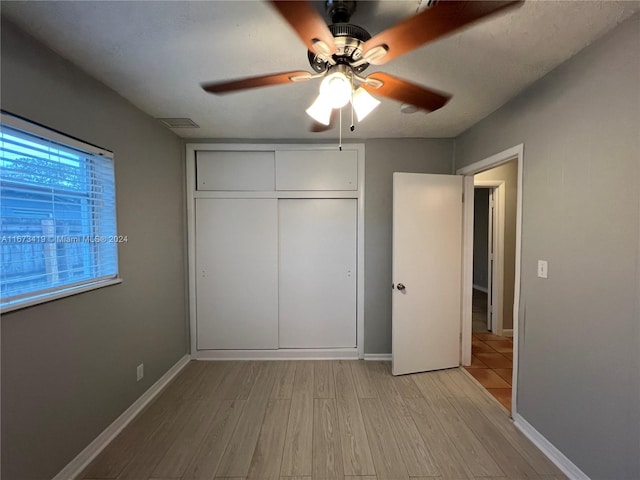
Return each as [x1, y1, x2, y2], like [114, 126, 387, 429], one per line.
[81, 360, 566, 480]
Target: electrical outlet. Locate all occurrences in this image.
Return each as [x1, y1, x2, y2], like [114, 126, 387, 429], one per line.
[537, 260, 548, 279]
[136, 364, 144, 382]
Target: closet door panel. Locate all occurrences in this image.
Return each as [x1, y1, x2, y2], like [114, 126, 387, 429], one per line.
[275, 150, 357, 191]
[195, 198, 278, 349]
[279, 199, 357, 348]
[196, 151, 275, 191]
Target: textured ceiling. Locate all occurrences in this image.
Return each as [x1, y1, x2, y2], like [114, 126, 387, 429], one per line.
[2, 1, 638, 139]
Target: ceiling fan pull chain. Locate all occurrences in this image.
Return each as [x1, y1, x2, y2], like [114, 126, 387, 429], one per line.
[350, 73, 355, 132]
[339, 107, 342, 151]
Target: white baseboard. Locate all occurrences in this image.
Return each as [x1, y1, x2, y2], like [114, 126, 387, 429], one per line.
[54, 354, 191, 480]
[363, 353, 392, 361]
[473, 284, 489, 293]
[501, 328, 514, 337]
[194, 348, 358, 360]
[513, 413, 589, 480]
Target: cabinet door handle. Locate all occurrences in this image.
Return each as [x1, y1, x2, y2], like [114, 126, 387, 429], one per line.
[397, 283, 406, 291]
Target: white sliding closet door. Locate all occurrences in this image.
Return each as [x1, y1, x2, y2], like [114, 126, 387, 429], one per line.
[278, 199, 357, 348]
[195, 198, 278, 350]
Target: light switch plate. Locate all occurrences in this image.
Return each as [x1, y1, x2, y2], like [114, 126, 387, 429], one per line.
[537, 260, 548, 279]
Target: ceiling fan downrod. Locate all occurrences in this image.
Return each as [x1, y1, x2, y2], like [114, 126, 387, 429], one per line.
[326, 0, 356, 23]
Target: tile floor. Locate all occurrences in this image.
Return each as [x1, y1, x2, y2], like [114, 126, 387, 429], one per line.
[464, 331, 514, 411]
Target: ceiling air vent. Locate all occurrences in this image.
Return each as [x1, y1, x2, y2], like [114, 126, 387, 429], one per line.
[157, 118, 199, 128]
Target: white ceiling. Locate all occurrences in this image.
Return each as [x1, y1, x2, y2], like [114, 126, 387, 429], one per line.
[2, 1, 638, 139]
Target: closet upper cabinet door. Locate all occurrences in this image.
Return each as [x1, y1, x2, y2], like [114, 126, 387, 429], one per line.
[275, 150, 357, 191]
[195, 198, 278, 350]
[196, 151, 275, 190]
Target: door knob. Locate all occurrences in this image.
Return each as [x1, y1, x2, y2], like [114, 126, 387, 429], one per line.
[397, 283, 406, 291]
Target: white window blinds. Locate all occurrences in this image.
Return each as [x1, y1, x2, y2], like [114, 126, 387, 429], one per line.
[1, 115, 119, 310]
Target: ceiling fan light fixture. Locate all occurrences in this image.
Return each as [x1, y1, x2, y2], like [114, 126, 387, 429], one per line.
[320, 71, 352, 108]
[351, 87, 380, 121]
[306, 94, 333, 125]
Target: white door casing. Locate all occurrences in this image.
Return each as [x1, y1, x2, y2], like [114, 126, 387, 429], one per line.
[458, 143, 523, 414]
[392, 173, 463, 376]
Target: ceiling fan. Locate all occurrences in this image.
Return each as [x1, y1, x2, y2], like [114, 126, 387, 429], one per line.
[201, 0, 522, 132]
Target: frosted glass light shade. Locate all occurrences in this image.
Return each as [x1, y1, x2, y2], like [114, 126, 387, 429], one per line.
[320, 72, 352, 108]
[351, 87, 381, 122]
[306, 94, 333, 125]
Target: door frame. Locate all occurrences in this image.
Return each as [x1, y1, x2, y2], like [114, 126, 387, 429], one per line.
[458, 144, 523, 415]
[474, 181, 506, 335]
[185, 143, 366, 359]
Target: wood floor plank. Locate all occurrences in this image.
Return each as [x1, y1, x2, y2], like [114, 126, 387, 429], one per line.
[373, 362, 423, 399]
[82, 392, 176, 478]
[433, 367, 469, 399]
[235, 360, 262, 400]
[313, 398, 344, 479]
[403, 397, 474, 479]
[412, 372, 504, 478]
[447, 394, 541, 479]
[151, 362, 229, 477]
[151, 397, 219, 478]
[367, 362, 439, 477]
[163, 361, 208, 399]
[217, 362, 279, 477]
[359, 397, 410, 480]
[409, 369, 449, 403]
[447, 369, 565, 477]
[349, 360, 377, 398]
[314, 360, 336, 398]
[271, 361, 297, 399]
[182, 399, 246, 479]
[333, 360, 376, 476]
[247, 399, 291, 479]
[190, 361, 225, 399]
[280, 362, 314, 477]
[117, 396, 195, 479]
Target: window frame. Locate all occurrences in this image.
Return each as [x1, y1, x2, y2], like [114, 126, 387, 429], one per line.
[1, 112, 122, 313]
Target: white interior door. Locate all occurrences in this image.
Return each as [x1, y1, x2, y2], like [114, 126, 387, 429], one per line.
[392, 173, 463, 375]
[279, 199, 357, 348]
[195, 198, 278, 350]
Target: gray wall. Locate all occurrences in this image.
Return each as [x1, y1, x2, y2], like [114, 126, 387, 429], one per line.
[475, 160, 518, 330]
[473, 188, 490, 289]
[1, 19, 188, 480]
[455, 14, 640, 479]
[363, 139, 454, 354]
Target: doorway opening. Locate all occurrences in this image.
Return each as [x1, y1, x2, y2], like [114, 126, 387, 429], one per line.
[458, 145, 523, 415]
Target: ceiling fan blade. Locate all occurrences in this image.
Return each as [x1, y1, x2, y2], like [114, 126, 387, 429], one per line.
[361, 1, 522, 65]
[362, 72, 451, 113]
[310, 110, 338, 132]
[269, 1, 337, 56]
[202, 70, 312, 94]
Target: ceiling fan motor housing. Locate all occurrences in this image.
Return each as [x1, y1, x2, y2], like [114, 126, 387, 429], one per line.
[308, 22, 372, 73]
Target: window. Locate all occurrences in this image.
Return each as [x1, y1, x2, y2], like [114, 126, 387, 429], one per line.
[1, 113, 120, 312]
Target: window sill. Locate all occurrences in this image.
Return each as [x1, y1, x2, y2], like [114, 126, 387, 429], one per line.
[0, 278, 123, 314]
